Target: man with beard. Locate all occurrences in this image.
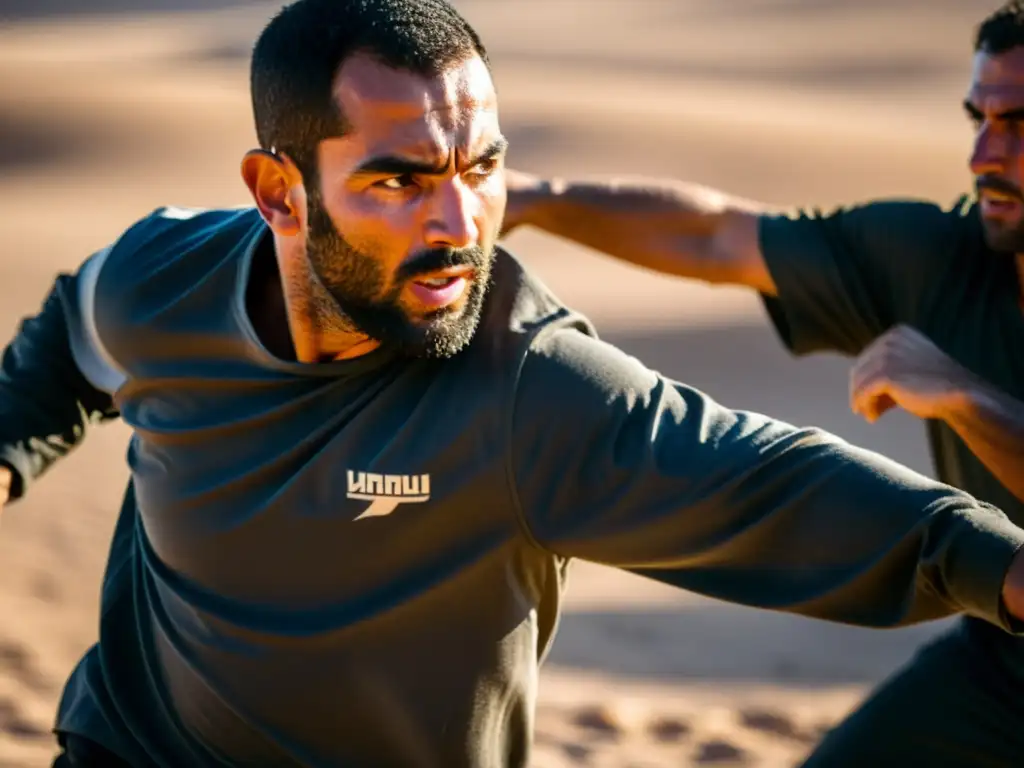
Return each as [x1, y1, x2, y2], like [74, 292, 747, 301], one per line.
[7, 1, 1024, 766]
[500, 2, 1024, 765]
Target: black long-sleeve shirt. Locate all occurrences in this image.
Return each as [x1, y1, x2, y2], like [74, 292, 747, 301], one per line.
[2, 206, 1022, 767]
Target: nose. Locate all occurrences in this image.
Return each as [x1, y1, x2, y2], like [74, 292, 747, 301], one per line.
[423, 180, 479, 250]
[970, 121, 1010, 177]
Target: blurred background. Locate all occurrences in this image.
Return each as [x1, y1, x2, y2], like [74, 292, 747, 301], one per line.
[0, 1, 1002, 765]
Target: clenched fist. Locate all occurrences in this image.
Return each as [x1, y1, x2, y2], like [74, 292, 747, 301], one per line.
[849, 324, 978, 424]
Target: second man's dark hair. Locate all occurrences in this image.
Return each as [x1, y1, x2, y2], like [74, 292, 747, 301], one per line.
[976, 1, 1024, 56]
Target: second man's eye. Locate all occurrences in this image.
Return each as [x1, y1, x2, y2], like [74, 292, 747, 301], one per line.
[466, 159, 499, 178]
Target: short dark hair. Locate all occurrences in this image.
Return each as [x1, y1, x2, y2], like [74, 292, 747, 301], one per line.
[976, 1, 1024, 55]
[250, 0, 489, 180]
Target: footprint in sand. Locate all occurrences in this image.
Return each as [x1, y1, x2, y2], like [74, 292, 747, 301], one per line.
[693, 739, 750, 765]
[737, 707, 818, 744]
[30, 573, 62, 603]
[570, 705, 625, 741]
[0, 639, 50, 693]
[0, 697, 49, 741]
[647, 715, 692, 744]
[561, 742, 593, 764]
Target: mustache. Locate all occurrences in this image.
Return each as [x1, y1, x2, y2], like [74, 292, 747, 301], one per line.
[976, 175, 1024, 201]
[397, 246, 487, 282]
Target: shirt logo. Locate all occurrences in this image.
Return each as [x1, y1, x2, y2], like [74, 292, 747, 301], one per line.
[346, 470, 431, 520]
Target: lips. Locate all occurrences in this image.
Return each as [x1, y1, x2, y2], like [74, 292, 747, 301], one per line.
[979, 189, 1022, 219]
[409, 267, 473, 309]
[977, 176, 1022, 207]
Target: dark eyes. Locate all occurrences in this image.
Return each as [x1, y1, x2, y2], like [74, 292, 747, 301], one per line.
[378, 174, 416, 190]
[373, 160, 499, 191]
[965, 109, 1024, 132]
[469, 158, 500, 176]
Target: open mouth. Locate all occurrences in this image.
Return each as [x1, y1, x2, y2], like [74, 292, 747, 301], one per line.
[417, 275, 463, 288]
[978, 177, 1023, 216]
[980, 190, 1021, 216]
[409, 268, 473, 309]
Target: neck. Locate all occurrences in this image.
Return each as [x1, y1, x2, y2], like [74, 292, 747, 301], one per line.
[250, 236, 380, 363]
[278, 258, 381, 363]
[281, 294, 380, 363]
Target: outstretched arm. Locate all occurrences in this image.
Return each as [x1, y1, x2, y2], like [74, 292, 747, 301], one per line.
[501, 169, 777, 294]
[0, 252, 120, 505]
[503, 171, 969, 360]
[510, 327, 1024, 631]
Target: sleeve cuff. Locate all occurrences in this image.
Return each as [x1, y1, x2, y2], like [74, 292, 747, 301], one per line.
[946, 503, 1024, 635]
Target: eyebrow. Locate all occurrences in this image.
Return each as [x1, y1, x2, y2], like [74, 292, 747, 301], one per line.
[963, 100, 1024, 121]
[352, 136, 509, 177]
[471, 136, 509, 165]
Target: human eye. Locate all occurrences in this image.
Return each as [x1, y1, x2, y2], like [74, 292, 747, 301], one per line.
[466, 158, 499, 178]
[963, 103, 984, 129]
[377, 174, 417, 190]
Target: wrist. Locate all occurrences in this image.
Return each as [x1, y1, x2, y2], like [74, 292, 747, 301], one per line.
[1002, 545, 1024, 623]
[939, 378, 993, 425]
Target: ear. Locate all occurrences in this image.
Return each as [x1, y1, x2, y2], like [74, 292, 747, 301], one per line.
[240, 149, 304, 237]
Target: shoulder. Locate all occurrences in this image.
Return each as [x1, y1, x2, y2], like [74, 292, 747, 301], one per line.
[93, 205, 263, 312]
[760, 195, 979, 264]
[102, 205, 262, 277]
[513, 325, 662, 438]
[475, 247, 662, 414]
[84, 206, 264, 366]
[761, 195, 975, 230]
[834, 195, 977, 252]
[468, 246, 599, 368]
[463, 246, 645, 427]
[480, 247, 596, 335]
[522, 327, 655, 398]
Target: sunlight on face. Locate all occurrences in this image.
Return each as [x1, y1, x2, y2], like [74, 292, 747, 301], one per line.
[306, 54, 507, 357]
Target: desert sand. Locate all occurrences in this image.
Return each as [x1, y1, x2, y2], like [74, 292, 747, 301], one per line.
[0, 0, 1004, 766]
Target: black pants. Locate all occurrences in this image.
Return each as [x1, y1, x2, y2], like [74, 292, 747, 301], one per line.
[52, 732, 134, 768]
[800, 616, 1024, 767]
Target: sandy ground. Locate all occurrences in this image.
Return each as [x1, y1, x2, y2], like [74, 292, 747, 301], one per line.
[0, 1, 1004, 765]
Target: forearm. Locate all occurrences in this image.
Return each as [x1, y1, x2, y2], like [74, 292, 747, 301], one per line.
[650, 431, 1024, 632]
[944, 384, 1024, 503]
[511, 174, 776, 292]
